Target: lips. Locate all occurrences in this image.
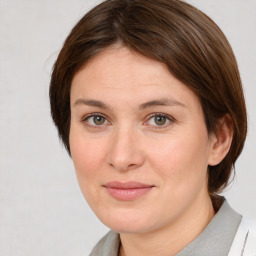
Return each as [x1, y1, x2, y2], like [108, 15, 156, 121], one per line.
[103, 181, 155, 201]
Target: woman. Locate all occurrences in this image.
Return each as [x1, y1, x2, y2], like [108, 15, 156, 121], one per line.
[49, 0, 256, 255]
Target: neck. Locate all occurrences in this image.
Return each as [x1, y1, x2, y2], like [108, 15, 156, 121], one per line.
[119, 194, 215, 256]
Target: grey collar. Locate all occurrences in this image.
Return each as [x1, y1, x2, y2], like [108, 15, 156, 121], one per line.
[176, 198, 242, 256]
[89, 198, 241, 256]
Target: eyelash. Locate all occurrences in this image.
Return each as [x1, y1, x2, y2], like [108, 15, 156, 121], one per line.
[81, 113, 110, 128]
[144, 113, 174, 128]
[81, 112, 175, 129]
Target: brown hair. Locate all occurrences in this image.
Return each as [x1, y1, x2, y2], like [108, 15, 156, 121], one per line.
[49, 0, 247, 195]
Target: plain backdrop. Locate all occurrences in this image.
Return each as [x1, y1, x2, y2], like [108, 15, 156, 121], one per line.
[0, 0, 256, 255]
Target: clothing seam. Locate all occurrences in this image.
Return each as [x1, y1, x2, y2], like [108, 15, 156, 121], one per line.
[240, 230, 249, 256]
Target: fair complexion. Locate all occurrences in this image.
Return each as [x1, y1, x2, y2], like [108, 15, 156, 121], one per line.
[69, 46, 233, 256]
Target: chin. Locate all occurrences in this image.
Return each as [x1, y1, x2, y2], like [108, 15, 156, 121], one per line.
[95, 207, 161, 234]
[106, 220, 151, 234]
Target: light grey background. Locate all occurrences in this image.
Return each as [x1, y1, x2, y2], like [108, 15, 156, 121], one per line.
[0, 0, 255, 255]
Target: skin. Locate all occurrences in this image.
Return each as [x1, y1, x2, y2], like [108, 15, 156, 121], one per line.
[69, 46, 233, 256]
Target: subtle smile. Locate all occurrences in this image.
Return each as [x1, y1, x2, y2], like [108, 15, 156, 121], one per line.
[103, 181, 155, 201]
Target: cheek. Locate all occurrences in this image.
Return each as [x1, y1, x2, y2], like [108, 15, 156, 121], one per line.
[147, 131, 210, 189]
[69, 131, 109, 208]
[69, 128, 107, 182]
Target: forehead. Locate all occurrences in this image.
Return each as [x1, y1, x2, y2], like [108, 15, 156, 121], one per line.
[70, 46, 201, 111]
[73, 46, 170, 87]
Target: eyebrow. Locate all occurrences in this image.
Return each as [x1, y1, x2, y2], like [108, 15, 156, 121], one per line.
[139, 98, 186, 110]
[73, 99, 109, 109]
[73, 97, 186, 109]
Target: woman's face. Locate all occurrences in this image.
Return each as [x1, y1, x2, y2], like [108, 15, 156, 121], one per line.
[69, 46, 216, 234]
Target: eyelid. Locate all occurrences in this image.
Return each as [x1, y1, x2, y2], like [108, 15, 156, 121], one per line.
[81, 112, 111, 126]
[80, 112, 175, 128]
[144, 112, 175, 127]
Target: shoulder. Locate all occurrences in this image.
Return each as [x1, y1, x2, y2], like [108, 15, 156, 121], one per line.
[89, 230, 120, 256]
[241, 217, 256, 248]
[242, 217, 256, 231]
[228, 217, 256, 256]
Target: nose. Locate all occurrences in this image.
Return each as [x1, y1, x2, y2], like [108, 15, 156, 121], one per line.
[106, 125, 145, 172]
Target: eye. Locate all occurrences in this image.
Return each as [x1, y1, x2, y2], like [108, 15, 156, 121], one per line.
[83, 114, 109, 126]
[146, 113, 173, 127]
[153, 116, 168, 126]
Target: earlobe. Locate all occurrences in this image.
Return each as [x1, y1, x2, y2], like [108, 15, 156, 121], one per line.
[208, 114, 234, 166]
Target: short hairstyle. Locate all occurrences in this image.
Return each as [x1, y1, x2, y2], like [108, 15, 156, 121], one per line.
[49, 0, 247, 195]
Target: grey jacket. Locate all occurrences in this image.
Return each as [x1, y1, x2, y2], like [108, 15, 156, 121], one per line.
[89, 200, 256, 256]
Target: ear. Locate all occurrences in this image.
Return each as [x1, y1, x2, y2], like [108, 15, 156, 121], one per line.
[208, 114, 234, 166]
